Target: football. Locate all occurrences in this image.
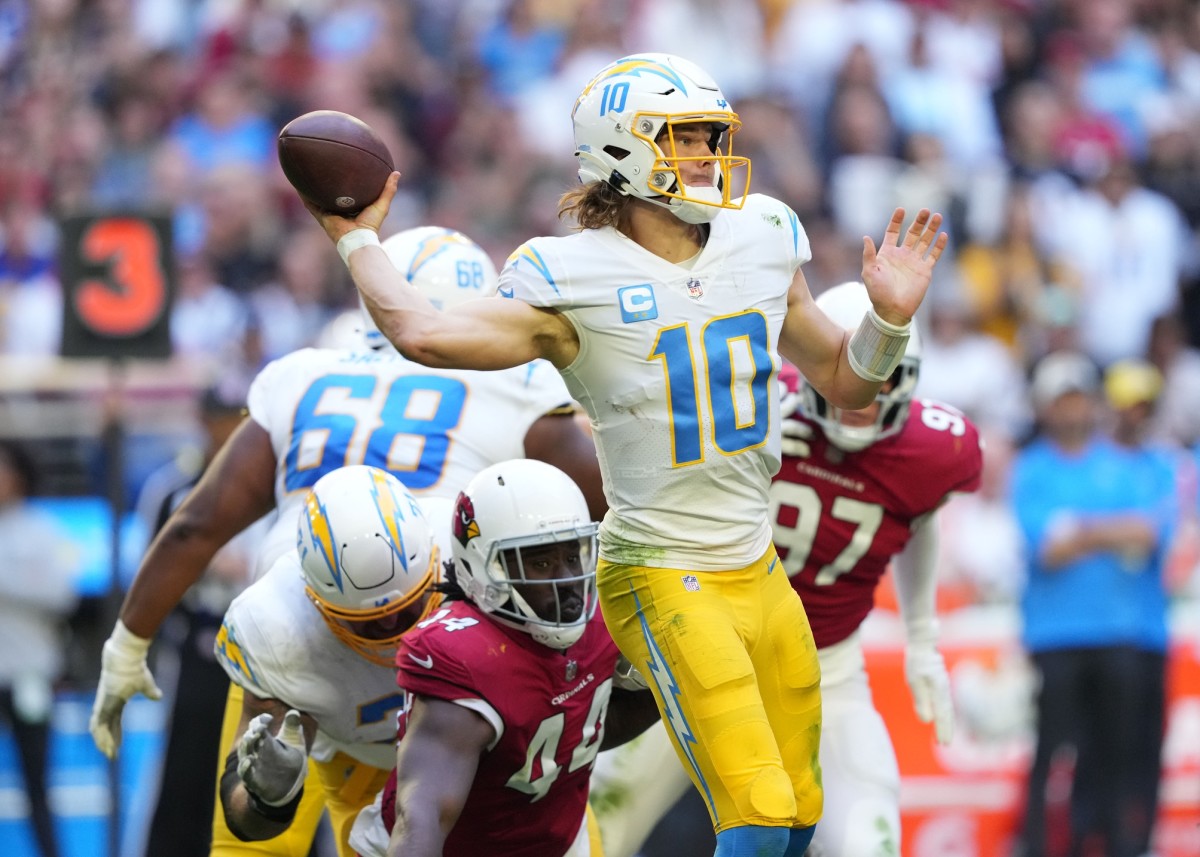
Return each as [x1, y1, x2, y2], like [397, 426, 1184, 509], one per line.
[277, 110, 394, 216]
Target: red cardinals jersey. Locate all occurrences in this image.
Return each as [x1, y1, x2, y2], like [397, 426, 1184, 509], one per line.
[382, 599, 620, 857]
[769, 399, 982, 648]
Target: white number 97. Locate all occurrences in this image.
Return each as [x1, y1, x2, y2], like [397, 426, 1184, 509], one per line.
[920, 400, 966, 436]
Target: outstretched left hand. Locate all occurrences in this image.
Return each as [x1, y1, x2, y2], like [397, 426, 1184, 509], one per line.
[861, 208, 948, 326]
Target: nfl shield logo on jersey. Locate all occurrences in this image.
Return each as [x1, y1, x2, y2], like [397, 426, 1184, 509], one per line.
[686, 278, 703, 299]
[681, 574, 701, 592]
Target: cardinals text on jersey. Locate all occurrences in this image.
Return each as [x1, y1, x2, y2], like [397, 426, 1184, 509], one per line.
[380, 600, 620, 857]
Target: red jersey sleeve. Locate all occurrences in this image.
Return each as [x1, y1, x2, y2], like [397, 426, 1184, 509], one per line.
[395, 605, 486, 710]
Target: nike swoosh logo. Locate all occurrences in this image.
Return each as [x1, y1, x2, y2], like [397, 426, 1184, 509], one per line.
[767, 557, 778, 575]
[407, 652, 434, 669]
[498, 287, 514, 298]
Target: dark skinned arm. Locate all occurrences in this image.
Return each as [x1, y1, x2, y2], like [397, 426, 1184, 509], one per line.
[120, 416, 278, 637]
[92, 416, 281, 758]
[387, 696, 493, 857]
[523, 411, 608, 523]
[600, 687, 662, 751]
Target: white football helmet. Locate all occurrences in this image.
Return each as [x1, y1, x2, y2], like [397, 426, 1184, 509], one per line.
[572, 53, 750, 224]
[297, 465, 439, 665]
[450, 460, 598, 650]
[800, 281, 922, 452]
[358, 226, 499, 350]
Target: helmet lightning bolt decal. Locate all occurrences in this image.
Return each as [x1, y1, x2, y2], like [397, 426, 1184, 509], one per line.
[630, 584, 716, 820]
[368, 469, 409, 572]
[574, 57, 690, 115]
[304, 490, 342, 591]
[600, 58, 688, 92]
[407, 230, 471, 283]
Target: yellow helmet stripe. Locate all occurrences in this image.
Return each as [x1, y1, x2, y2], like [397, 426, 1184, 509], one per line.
[598, 58, 688, 93]
[407, 230, 470, 282]
[368, 468, 409, 573]
[304, 490, 341, 591]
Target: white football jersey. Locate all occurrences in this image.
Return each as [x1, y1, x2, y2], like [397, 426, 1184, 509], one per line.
[213, 552, 402, 769]
[501, 195, 810, 570]
[246, 347, 573, 575]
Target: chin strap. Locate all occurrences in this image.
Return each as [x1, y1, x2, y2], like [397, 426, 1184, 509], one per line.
[671, 184, 724, 224]
[607, 169, 632, 194]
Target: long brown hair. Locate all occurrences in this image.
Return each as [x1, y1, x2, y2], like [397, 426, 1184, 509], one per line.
[558, 181, 631, 231]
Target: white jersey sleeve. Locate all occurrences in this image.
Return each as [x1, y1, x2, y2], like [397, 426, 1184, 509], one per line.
[245, 347, 574, 576]
[213, 553, 403, 769]
[499, 195, 808, 570]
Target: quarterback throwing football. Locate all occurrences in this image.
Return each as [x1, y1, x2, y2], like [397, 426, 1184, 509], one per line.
[307, 53, 947, 857]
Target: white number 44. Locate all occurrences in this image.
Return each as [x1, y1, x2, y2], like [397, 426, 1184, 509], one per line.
[506, 678, 613, 801]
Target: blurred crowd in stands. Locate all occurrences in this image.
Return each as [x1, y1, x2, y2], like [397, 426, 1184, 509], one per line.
[0, 4, 1198, 855]
[0, 0, 1198, 596]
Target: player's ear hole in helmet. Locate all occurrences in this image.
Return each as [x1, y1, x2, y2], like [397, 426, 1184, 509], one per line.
[800, 281, 922, 453]
[296, 465, 441, 665]
[447, 459, 599, 650]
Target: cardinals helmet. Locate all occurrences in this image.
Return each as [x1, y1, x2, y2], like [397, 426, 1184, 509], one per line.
[450, 460, 598, 649]
[801, 281, 922, 452]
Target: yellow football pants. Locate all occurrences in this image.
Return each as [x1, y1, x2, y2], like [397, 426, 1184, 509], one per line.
[596, 545, 823, 834]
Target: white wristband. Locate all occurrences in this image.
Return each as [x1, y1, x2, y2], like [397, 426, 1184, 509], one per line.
[847, 309, 911, 382]
[904, 618, 940, 650]
[336, 228, 380, 266]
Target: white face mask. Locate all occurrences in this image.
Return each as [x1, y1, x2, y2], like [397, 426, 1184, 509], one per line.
[823, 418, 879, 452]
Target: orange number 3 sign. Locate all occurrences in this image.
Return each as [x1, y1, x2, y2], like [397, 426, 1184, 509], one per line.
[75, 218, 167, 336]
[60, 213, 174, 358]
